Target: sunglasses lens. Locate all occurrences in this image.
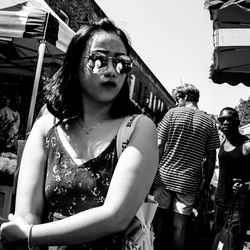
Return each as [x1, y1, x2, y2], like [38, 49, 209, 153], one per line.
[218, 117, 225, 123]
[218, 117, 237, 124]
[86, 53, 132, 74]
[114, 56, 133, 74]
[87, 54, 107, 71]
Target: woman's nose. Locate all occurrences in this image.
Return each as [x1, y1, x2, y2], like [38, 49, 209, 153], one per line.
[104, 59, 117, 76]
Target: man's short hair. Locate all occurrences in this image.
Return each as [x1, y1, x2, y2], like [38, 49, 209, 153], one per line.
[172, 86, 185, 102]
[219, 107, 239, 120]
[183, 83, 200, 103]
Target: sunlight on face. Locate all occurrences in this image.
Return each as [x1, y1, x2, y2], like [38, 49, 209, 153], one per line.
[78, 31, 128, 104]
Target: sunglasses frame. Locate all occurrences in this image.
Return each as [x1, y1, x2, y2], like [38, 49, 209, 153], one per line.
[218, 116, 239, 124]
[83, 52, 133, 74]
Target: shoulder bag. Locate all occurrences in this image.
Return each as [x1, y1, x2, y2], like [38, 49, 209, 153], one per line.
[116, 114, 158, 250]
[211, 186, 241, 250]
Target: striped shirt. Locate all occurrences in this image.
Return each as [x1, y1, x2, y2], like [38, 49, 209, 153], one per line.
[154, 107, 220, 195]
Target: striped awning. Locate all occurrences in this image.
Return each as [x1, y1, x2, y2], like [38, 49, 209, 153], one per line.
[0, 0, 75, 134]
[205, 0, 250, 10]
[206, 0, 250, 86]
[0, 0, 75, 76]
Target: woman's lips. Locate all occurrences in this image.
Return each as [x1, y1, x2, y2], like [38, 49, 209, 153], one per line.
[102, 81, 116, 88]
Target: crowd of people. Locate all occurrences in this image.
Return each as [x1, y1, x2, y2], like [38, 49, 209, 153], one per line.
[152, 84, 250, 250]
[0, 17, 249, 250]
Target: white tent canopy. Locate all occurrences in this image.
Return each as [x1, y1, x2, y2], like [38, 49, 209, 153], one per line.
[0, 0, 75, 133]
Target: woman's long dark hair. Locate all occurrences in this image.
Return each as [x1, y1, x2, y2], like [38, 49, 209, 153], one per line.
[43, 18, 141, 120]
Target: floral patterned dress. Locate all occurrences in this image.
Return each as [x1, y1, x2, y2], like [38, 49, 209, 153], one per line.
[43, 124, 125, 249]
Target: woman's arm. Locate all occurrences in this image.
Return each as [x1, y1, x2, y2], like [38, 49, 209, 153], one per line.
[1, 116, 158, 246]
[15, 114, 55, 224]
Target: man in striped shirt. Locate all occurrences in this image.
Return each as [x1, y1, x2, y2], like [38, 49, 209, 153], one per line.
[152, 84, 220, 250]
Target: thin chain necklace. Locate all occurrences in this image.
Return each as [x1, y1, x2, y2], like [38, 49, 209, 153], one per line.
[77, 116, 108, 135]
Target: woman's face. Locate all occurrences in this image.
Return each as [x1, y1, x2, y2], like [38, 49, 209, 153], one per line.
[78, 31, 129, 105]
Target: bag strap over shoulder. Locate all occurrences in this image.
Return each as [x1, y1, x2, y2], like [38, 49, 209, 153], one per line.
[116, 114, 158, 238]
[116, 114, 143, 157]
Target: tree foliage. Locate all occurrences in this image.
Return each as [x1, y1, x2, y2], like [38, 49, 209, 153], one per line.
[235, 96, 250, 126]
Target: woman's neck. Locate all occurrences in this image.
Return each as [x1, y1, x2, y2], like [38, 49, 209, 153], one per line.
[81, 102, 112, 124]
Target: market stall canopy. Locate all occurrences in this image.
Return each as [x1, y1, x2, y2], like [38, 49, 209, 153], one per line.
[0, 0, 75, 133]
[0, 0, 75, 77]
[205, 0, 250, 86]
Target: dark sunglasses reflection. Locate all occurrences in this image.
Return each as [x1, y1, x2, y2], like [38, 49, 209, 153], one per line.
[83, 52, 133, 74]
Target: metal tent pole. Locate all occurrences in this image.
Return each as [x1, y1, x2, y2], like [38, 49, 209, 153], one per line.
[25, 40, 46, 137]
[25, 13, 50, 137]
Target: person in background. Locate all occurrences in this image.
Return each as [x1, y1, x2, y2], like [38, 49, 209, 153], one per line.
[13, 93, 26, 139]
[213, 107, 250, 250]
[0, 18, 158, 249]
[152, 83, 220, 250]
[14, 94, 22, 113]
[0, 94, 21, 152]
[172, 86, 186, 107]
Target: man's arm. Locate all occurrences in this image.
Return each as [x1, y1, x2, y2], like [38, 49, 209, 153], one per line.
[201, 149, 217, 196]
[158, 139, 165, 161]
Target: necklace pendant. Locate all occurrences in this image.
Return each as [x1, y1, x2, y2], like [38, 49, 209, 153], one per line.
[78, 116, 109, 136]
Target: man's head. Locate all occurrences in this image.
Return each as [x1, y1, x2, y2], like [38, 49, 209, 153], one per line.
[218, 107, 240, 134]
[172, 86, 186, 107]
[183, 83, 199, 103]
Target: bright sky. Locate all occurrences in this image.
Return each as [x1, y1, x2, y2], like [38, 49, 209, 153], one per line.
[95, 0, 250, 115]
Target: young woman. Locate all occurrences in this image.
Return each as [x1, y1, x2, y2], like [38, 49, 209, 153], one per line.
[0, 18, 158, 249]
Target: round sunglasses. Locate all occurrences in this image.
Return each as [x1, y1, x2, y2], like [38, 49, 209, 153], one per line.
[83, 52, 133, 74]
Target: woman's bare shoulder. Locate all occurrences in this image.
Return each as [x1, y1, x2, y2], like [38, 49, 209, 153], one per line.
[131, 115, 157, 143]
[135, 115, 157, 131]
[30, 113, 56, 137]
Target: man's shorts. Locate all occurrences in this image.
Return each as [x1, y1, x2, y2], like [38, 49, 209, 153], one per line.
[153, 186, 196, 216]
